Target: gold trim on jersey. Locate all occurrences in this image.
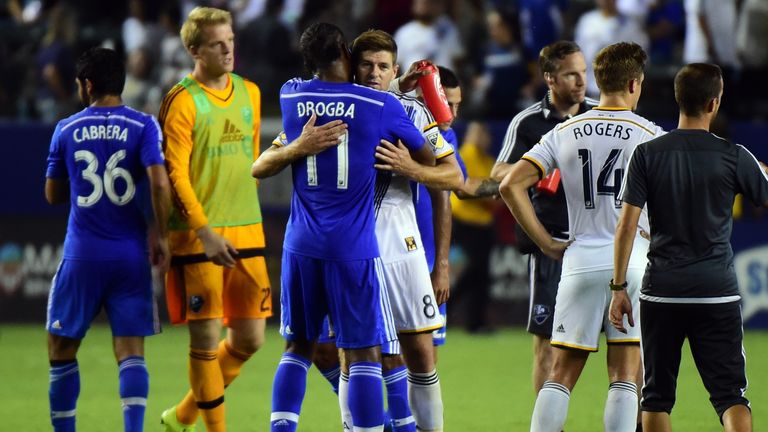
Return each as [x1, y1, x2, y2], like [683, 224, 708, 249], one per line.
[521, 155, 546, 178]
[606, 338, 641, 344]
[557, 117, 657, 136]
[436, 149, 455, 160]
[550, 341, 599, 352]
[423, 121, 439, 132]
[397, 323, 445, 334]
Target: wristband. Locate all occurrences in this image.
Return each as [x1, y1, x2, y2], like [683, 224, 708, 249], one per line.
[609, 279, 628, 291]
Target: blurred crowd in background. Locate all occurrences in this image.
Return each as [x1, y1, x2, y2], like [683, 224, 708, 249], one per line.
[1, 0, 768, 123]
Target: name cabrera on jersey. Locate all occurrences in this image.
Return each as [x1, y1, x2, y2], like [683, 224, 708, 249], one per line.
[46, 105, 164, 261]
[522, 108, 664, 275]
[278, 78, 425, 261]
[374, 92, 454, 263]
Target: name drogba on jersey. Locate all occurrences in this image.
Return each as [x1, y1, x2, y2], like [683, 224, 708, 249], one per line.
[297, 101, 356, 118]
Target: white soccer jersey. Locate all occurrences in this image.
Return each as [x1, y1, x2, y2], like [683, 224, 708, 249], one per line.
[374, 92, 454, 263]
[523, 107, 664, 275]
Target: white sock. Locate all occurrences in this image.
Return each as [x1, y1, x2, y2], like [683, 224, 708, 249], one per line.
[604, 381, 638, 432]
[407, 370, 443, 431]
[339, 372, 353, 431]
[531, 381, 570, 432]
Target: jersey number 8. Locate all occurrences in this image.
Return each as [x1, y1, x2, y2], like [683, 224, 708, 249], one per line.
[75, 149, 135, 207]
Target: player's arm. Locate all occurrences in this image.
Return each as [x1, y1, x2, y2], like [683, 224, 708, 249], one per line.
[375, 141, 462, 190]
[251, 113, 347, 179]
[499, 159, 569, 259]
[44, 124, 68, 204]
[146, 164, 171, 272]
[45, 178, 69, 204]
[609, 202, 642, 334]
[429, 187, 451, 305]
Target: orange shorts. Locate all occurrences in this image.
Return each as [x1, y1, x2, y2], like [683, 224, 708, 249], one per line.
[165, 255, 272, 324]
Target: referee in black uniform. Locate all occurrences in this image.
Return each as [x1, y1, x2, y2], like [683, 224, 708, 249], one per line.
[610, 63, 768, 432]
[489, 40, 596, 393]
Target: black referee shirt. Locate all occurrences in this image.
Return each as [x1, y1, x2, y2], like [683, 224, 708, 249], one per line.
[621, 129, 768, 301]
[498, 94, 597, 247]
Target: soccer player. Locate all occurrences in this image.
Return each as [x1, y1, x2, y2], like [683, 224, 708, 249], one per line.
[490, 41, 596, 394]
[352, 30, 463, 432]
[45, 47, 171, 432]
[610, 63, 768, 432]
[500, 42, 663, 432]
[158, 7, 273, 432]
[251, 23, 432, 432]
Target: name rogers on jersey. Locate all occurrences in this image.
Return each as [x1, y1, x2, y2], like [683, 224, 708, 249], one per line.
[73, 125, 129, 143]
[297, 101, 356, 118]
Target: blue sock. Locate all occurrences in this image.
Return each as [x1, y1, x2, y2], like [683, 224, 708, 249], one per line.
[49, 359, 79, 432]
[270, 352, 311, 431]
[319, 364, 341, 394]
[384, 366, 416, 431]
[348, 362, 384, 429]
[118, 356, 148, 432]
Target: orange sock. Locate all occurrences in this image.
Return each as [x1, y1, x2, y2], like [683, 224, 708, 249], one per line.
[189, 348, 225, 431]
[176, 341, 252, 425]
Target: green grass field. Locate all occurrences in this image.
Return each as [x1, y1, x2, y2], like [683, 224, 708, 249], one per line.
[1, 324, 766, 431]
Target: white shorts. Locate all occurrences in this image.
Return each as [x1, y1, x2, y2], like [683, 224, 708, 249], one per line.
[550, 268, 642, 351]
[381, 254, 444, 333]
[376, 201, 423, 264]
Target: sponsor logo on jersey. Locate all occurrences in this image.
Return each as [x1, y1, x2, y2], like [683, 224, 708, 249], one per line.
[221, 119, 245, 144]
[405, 236, 418, 251]
[273, 419, 291, 427]
[189, 295, 205, 313]
[556, 323, 565, 333]
[52, 320, 62, 330]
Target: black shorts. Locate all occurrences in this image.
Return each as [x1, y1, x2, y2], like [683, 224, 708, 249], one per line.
[640, 300, 749, 418]
[526, 250, 562, 337]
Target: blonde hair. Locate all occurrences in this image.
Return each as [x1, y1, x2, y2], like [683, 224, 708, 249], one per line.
[180, 7, 232, 49]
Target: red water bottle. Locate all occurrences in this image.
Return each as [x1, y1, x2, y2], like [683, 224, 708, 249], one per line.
[417, 62, 453, 124]
[536, 169, 561, 195]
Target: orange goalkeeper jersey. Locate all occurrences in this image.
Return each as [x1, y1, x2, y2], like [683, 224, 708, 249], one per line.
[159, 73, 265, 255]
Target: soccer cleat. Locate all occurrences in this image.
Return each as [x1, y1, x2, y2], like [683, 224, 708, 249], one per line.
[160, 406, 196, 432]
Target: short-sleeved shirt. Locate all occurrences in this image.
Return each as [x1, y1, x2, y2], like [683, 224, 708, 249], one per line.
[620, 129, 768, 301]
[46, 105, 164, 260]
[279, 78, 425, 260]
[523, 107, 664, 275]
[497, 94, 598, 240]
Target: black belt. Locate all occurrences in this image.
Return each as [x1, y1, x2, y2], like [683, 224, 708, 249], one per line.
[171, 247, 266, 266]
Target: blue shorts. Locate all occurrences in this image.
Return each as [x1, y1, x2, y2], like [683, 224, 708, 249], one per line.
[432, 303, 447, 346]
[46, 258, 160, 339]
[280, 251, 389, 349]
[318, 316, 335, 344]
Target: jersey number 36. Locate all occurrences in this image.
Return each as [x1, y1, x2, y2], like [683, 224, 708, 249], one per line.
[75, 149, 135, 207]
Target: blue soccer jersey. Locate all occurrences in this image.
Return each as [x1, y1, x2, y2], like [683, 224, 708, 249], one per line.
[46, 105, 164, 261]
[279, 78, 425, 260]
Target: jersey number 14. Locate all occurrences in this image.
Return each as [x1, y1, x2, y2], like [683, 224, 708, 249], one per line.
[577, 148, 623, 209]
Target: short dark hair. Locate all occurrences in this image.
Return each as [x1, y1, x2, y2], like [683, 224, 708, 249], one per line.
[351, 29, 397, 67]
[76, 47, 125, 98]
[674, 63, 723, 117]
[300, 22, 346, 74]
[438, 66, 459, 89]
[593, 42, 647, 94]
[539, 40, 581, 74]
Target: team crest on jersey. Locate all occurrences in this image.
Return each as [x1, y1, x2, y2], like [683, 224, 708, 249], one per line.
[425, 127, 444, 150]
[405, 236, 418, 251]
[532, 304, 550, 325]
[189, 295, 205, 313]
[241, 107, 253, 125]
